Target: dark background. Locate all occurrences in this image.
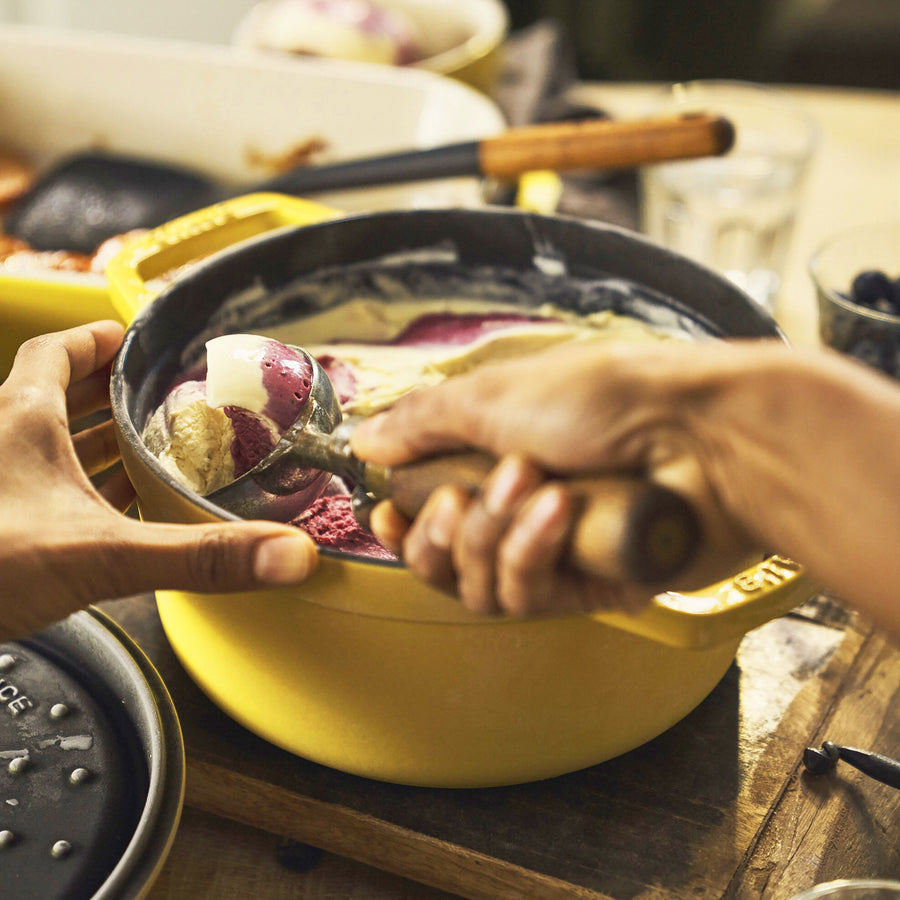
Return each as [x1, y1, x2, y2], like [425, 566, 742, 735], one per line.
[503, 0, 900, 90]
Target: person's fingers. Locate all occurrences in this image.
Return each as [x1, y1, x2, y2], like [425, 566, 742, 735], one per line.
[0, 518, 321, 643]
[366, 500, 411, 555]
[94, 464, 137, 513]
[400, 485, 470, 596]
[72, 417, 121, 476]
[492, 483, 575, 616]
[67, 365, 114, 421]
[89, 518, 320, 599]
[69, 320, 125, 379]
[8, 320, 124, 393]
[452, 455, 546, 616]
[369, 453, 651, 619]
[349, 375, 489, 465]
[492, 485, 654, 617]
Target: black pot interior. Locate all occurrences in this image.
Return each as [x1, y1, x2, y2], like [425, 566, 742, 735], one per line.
[113, 208, 782, 523]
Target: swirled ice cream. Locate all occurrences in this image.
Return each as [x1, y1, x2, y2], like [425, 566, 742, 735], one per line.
[144, 299, 676, 557]
[143, 335, 313, 495]
[263, 298, 671, 416]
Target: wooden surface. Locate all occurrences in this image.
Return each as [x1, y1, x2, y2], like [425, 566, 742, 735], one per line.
[102, 84, 900, 899]
[100, 592, 900, 899]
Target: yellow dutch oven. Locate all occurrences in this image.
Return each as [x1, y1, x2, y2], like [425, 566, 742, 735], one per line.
[107, 194, 818, 788]
[0, 270, 115, 382]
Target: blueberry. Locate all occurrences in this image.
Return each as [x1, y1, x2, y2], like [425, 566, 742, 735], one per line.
[851, 270, 893, 308]
[849, 337, 886, 369]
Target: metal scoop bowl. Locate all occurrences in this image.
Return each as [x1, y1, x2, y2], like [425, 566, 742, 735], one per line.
[206, 345, 704, 588]
[205, 346, 341, 522]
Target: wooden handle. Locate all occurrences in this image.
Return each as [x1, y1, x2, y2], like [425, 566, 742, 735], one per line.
[255, 113, 733, 198]
[478, 113, 735, 179]
[381, 452, 702, 586]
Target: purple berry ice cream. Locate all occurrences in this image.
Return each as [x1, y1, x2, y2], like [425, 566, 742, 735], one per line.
[142, 334, 314, 495]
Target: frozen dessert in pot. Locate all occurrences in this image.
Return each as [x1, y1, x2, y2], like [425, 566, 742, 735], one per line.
[143, 299, 677, 557]
[263, 298, 674, 416]
[234, 0, 423, 66]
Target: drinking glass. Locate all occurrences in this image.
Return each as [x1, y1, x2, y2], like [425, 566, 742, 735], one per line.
[790, 878, 900, 899]
[641, 80, 819, 313]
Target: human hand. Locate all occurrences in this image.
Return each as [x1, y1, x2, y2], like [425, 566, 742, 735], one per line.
[363, 449, 673, 617]
[348, 339, 752, 618]
[351, 334, 900, 633]
[0, 321, 318, 642]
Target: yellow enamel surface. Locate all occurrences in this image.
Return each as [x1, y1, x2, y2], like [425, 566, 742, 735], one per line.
[121, 433, 812, 787]
[156, 588, 739, 787]
[0, 273, 117, 380]
[105, 193, 338, 320]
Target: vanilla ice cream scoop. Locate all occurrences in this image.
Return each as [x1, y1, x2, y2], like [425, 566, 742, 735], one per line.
[142, 379, 235, 495]
[142, 334, 334, 513]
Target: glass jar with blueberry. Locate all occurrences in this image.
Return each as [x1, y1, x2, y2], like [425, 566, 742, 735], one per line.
[809, 224, 900, 378]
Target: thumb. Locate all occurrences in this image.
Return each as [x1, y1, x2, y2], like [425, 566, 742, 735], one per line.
[1, 522, 320, 643]
[102, 519, 319, 597]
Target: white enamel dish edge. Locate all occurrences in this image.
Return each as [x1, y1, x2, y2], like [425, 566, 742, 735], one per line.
[0, 23, 505, 213]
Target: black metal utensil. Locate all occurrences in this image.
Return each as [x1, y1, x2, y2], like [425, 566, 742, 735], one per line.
[803, 740, 900, 789]
[4, 113, 733, 254]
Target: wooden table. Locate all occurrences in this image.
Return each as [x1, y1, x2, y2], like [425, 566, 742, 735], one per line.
[102, 84, 900, 899]
[99, 593, 900, 900]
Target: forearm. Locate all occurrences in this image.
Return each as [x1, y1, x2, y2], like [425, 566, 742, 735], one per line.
[691, 344, 900, 635]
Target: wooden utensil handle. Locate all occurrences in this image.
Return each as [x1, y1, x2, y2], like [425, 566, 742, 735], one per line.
[479, 113, 735, 179]
[383, 452, 701, 586]
[255, 113, 733, 197]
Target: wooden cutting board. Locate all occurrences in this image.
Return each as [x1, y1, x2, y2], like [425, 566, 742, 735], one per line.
[100, 594, 877, 899]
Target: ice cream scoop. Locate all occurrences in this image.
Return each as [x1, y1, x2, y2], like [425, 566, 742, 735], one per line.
[191, 334, 339, 520]
[205, 337, 704, 587]
[141, 334, 337, 517]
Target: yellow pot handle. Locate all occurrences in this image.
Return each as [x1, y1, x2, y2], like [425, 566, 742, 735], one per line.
[104, 193, 338, 322]
[593, 554, 818, 649]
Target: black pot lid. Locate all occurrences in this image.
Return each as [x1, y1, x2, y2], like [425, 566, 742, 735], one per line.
[0, 609, 183, 900]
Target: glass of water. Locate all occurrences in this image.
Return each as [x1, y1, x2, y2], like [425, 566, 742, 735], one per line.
[641, 80, 819, 313]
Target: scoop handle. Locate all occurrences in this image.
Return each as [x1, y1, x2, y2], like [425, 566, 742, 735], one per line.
[373, 452, 702, 587]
